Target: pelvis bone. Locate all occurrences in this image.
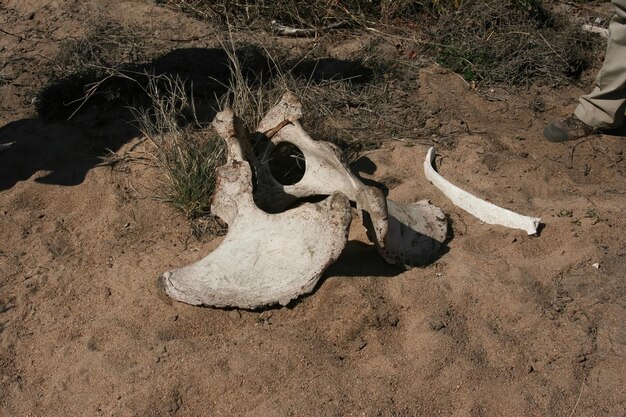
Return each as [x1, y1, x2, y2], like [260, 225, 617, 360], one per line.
[159, 93, 448, 308]
[250, 93, 447, 267]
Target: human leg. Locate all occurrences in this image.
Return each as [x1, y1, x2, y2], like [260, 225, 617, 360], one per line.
[544, 0, 626, 142]
[574, 0, 626, 129]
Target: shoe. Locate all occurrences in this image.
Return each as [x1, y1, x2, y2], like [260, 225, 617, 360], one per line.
[543, 115, 596, 142]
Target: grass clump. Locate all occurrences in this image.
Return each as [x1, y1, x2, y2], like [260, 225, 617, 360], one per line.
[133, 73, 225, 220]
[430, 0, 602, 85]
[218, 36, 396, 159]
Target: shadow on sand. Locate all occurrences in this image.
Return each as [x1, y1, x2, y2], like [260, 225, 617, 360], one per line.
[0, 47, 372, 191]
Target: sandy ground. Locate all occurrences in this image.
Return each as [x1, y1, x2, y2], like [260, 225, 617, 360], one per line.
[1, 1, 625, 416]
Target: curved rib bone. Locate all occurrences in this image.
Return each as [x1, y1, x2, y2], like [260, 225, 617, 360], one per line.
[424, 147, 540, 235]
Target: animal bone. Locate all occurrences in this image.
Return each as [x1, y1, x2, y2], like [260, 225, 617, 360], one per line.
[252, 93, 447, 267]
[159, 96, 451, 308]
[0, 142, 14, 152]
[424, 147, 540, 235]
[158, 109, 352, 308]
[581, 24, 609, 39]
[377, 200, 448, 267]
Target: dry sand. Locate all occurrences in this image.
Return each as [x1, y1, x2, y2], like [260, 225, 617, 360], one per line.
[1, 1, 624, 416]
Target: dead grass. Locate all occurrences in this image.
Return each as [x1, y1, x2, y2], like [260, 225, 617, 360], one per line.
[162, 0, 424, 29]
[217, 36, 393, 159]
[36, 19, 149, 120]
[131, 73, 225, 221]
[429, 0, 602, 85]
[33, 0, 604, 228]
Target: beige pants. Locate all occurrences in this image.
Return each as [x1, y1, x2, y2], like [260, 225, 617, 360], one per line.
[575, 0, 626, 129]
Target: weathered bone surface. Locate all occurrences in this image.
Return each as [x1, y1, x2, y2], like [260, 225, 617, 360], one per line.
[253, 93, 447, 267]
[159, 109, 352, 308]
[158, 145, 352, 308]
[378, 200, 448, 266]
[424, 147, 540, 235]
[159, 96, 451, 308]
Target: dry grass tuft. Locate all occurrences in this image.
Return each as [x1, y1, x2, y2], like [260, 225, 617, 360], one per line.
[131, 74, 225, 221]
[430, 0, 602, 85]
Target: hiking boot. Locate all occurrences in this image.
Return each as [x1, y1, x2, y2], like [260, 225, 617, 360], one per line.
[543, 115, 596, 142]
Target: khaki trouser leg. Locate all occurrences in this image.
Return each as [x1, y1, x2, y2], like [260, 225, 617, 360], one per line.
[575, 0, 626, 129]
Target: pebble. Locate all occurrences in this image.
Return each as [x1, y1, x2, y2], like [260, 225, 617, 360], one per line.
[424, 118, 440, 130]
[429, 319, 446, 331]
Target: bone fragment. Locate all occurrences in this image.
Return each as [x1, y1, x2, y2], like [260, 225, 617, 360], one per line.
[581, 24, 609, 38]
[159, 160, 352, 309]
[424, 147, 540, 235]
[270, 20, 345, 37]
[0, 142, 14, 152]
[379, 200, 448, 266]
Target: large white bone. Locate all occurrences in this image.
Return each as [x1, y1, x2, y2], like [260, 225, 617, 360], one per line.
[252, 93, 447, 267]
[158, 110, 352, 308]
[424, 147, 540, 235]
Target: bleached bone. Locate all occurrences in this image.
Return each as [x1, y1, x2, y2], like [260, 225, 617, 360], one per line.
[252, 93, 447, 267]
[270, 20, 345, 37]
[0, 142, 14, 152]
[424, 147, 540, 235]
[158, 109, 352, 308]
[582, 24, 609, 39]
[378, 200, 448, 266]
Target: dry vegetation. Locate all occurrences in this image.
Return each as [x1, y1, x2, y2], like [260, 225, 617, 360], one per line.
[131, 73, 225, 221]
[35, 0, 604, 224]
[430, 0, 600, 84]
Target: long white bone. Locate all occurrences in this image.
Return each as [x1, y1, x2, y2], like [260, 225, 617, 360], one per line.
[424, 147, 540, 235]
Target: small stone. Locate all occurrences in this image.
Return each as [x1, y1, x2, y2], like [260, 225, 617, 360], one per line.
[424, 118, 440, 130]
[429, 319, 446, 331]
[155, 356, 161, 363]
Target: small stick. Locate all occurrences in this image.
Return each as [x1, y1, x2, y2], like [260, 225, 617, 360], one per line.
[270, 20, 345, 37]
[261, 119, 293, 140]
[0, 28, 23, 41]
[254, 120, 294, 164]
[567, 379, 585, 417]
